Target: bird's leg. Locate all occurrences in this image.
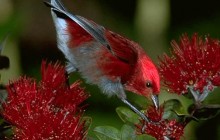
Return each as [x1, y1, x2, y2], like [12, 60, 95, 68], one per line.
[117, 83, 150, 122]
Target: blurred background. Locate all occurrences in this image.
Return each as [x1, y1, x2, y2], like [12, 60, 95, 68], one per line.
[1, 0, 220, 139]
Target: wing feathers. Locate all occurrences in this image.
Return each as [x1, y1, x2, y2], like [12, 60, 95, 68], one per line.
[105, 30, 138, 65]
[45, 0, 139, 80]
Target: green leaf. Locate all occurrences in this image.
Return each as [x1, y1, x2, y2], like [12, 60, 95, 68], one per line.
[0, 118, 13, 139]
[163, 99, 186, 120]
[93, 126, 120, 140]
[188, 104, 220, 120]
[120, 124, 136, 140]
[81, 116, 92, 132]
[136, 134, 156, 140]
[116, 106, 140, 124]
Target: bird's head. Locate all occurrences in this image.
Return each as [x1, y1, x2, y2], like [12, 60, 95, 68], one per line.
[124, 55, 160, 108]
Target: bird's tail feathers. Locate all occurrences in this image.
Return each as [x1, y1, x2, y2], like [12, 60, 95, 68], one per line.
[44, 0, 108, 47]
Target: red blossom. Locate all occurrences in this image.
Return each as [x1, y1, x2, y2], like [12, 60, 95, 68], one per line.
[137, 106, 185, 140]
[147, 105, 163, 122]
[159, 34, 220, 97]
[1, 61, 89, 140]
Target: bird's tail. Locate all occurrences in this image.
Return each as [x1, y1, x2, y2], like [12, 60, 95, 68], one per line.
[44, 0, 111, 73]
[44, 0, 108, 47]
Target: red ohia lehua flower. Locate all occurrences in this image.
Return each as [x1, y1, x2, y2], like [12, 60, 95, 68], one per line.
[1, 61, 89, 140]
[136, 106, 185, 140]
[159, 33, 220, 102]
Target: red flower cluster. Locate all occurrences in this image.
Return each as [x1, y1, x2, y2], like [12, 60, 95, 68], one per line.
[1, 61, 89, 140]
[159, 34, 220, 98]
[137, 106, 185, 140]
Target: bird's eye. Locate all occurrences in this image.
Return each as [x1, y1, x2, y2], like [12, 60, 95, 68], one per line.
[146, 81, 152, 88]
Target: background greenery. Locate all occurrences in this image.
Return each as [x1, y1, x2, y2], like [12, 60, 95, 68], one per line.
[0, 0, 220, 139]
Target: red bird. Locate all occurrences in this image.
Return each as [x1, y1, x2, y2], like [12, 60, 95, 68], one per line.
[45, 0, 160, 122]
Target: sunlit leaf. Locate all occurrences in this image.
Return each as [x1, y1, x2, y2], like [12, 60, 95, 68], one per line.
[116, 106, 140, 124]
[94, 126, 120, 140]
[120, 124, 136, 140]
[135, 134, 156, 140]
[163, 99, 186, 120]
